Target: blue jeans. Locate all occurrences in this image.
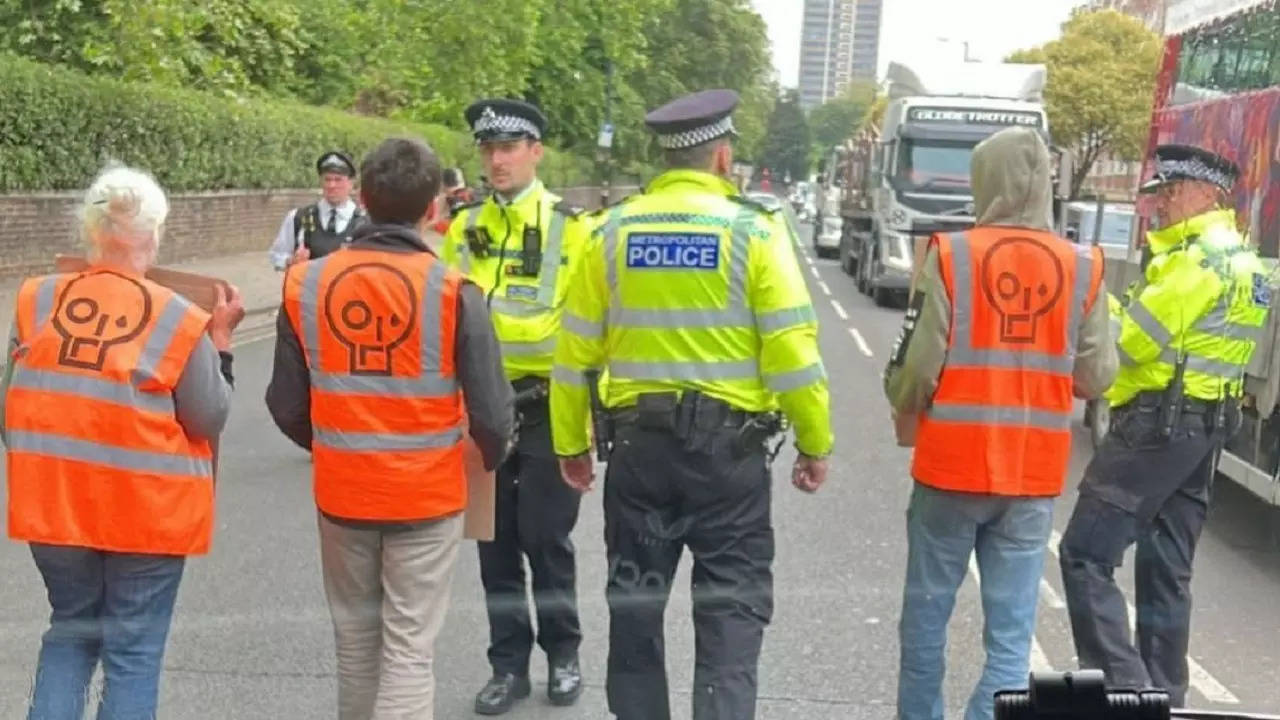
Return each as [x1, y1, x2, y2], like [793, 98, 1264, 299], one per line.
[27, 544, 186, 720]
[897, 483, 1054, 720]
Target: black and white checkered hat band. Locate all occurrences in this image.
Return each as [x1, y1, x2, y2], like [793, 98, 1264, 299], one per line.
[474, 114, 541, 140]
[1155, 158, 1233, 189]
[657, 116, 737, 149]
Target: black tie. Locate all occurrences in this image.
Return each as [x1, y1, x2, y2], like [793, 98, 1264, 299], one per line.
[326, 208, 337, 234]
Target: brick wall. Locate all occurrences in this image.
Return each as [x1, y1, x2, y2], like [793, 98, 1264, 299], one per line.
[0, 185, 638, 281]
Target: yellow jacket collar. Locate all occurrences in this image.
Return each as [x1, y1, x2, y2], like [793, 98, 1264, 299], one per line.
[646, 169, 738, 197]
[1146, 208, 1238, 255]
[491, 180, 547, 223]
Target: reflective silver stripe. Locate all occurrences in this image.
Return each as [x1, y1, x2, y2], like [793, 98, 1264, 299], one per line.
[34, 275, 57, 332]
[132, 295, 189, 386]
[501, 337, 558, 357]
[612, 306, 754, 329]
[756, 305, 817, 333]
[311, 372, 457, 397]
[609, 358, 759, 382]
[927, 403, 1072, 431]
[11, 367, 174, 414]
[562, 311, 604, 339]
[1195, 305, 1262, 341]
[490, 297, 553, 318]
[725, 205, 755, 308]
[946, 347, 1073, 374]
[7, 429, 212, 477]
[1117, 345, 1138, 367]
[551, 364, 588, 386]
[300, 258, 325, 368]
[764, 362, 826, 392]
[538, 206, 568, 306]
[603, 206, 625, 305]
[314, 426, 463, 452]
[949, 232, 975, 349]
[1157, 349, 1241, 378]
[1126, 301, 1173, 347]
[420, 260, 445, 372]
[1068, 245, 1093, 349]
[1109, 316, 1122, 340]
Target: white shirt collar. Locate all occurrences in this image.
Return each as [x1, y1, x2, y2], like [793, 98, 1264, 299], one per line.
[317, 197, 357, 218]
[496, 180, 541, 208]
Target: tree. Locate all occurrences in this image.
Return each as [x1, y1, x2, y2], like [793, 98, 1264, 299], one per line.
[1007, 9, 1162, 198]
[808, 81, 876, 151]
[760, 89, 809, 181]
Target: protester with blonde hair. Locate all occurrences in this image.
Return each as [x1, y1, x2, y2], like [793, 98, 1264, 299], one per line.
[1, 165, 244, 719]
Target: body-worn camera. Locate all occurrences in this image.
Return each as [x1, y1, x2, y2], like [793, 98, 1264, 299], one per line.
[465, 227, 493, 259]
[520, 225, 543, 277]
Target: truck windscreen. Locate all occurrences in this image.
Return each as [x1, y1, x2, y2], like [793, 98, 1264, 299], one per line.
[895, 139, 973, 195]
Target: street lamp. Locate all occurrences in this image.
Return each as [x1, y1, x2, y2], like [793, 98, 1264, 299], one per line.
[936, 36, 975, 63]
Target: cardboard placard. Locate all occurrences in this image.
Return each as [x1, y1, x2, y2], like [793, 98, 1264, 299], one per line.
[54, 256, 231, 313]
[462, 435, 496, 541]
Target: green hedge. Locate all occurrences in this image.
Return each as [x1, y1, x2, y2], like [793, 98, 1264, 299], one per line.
[0, 55, 594, 193]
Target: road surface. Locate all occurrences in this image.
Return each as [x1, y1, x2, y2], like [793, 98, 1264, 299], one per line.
[2, 222, 1280, 718]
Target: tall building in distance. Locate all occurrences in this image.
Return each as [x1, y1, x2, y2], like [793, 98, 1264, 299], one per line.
[798, 0, 882, 110]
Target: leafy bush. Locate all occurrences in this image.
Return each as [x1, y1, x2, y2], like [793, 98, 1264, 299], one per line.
[0, 54, 594, 193]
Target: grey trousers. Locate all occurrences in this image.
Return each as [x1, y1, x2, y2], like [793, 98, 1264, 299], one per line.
[318, 511, 463, 720]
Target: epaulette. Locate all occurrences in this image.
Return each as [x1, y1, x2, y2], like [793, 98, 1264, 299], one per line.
[728, 194, 780, 215]
[552, 200, 586, 218]
[583, 193, 638, 220]
[456, 199, 486, 212]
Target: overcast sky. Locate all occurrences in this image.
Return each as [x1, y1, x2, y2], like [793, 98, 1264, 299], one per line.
[750, 0, 1083, 88]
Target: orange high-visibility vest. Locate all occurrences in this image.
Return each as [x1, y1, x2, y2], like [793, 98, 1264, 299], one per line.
[912, 229, 1103, 496]
[283, 247, 466, 521]
[6, 269, 216, 555]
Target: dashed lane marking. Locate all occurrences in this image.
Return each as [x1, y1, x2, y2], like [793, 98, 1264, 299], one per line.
[848, 327, 873, 358]
[831, 300, 848, 320]
[809, 266, 821, 280]
[818, 281, 832, 297]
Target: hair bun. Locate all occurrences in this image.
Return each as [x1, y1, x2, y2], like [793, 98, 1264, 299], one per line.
[104, 186, 142, 218]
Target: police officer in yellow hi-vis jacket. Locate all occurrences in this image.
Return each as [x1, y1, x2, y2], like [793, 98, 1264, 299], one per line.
[440, 98, 592, 715]
[550, 89, 834, 720]
[1060, 144, 1270, 707]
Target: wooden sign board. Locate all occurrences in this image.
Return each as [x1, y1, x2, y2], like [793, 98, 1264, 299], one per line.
[462, 435, 496, 541]
[54, 256, 231, 314]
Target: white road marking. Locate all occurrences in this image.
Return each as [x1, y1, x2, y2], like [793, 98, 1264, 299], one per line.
[1039, 578, 1066, 610]
[809, 266, 821, 279]
[1044, 530, 1238, 704]
[848, 327, 873, 357]
[969, 555, 1053, 673]
[818, 281, 832, 297]
[830, 300, 848, 320]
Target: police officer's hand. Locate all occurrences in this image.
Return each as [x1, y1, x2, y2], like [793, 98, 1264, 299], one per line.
[209, 283, 245, 352]
[289, 245, 311, 266]
[559, 453, 595, 493]
[791, 453, 828, 493]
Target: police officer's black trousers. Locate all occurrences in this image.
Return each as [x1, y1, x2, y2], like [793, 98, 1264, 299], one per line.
[477, 403, 583, 676]
[603, 423, 774, 720]
[1059, 405, 1217, 707]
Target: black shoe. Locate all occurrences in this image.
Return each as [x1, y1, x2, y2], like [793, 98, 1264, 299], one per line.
[475, 673, 531, 716]
[547, 656, 582, 706]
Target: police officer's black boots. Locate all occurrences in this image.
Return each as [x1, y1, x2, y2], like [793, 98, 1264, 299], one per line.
[474, 673, 531, 716]
[547, 654, 583, 706]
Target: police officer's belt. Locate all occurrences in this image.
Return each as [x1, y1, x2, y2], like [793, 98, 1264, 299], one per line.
[512, 377, 550, 409]
[1124, 390, 1220, 415]
[608, 391, 761, 431]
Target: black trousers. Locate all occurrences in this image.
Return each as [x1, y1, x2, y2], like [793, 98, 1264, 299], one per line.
[1059, 404, 1218, 707]
[603, 423, 774, 720]
[477, 401, 583, 676]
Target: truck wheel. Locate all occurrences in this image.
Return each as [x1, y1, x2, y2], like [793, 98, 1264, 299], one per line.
[1089, 401, 1111, 449]
[873, 285, 891, 307]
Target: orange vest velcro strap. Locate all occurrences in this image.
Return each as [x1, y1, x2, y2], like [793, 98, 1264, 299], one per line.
[7, 271, 215, 556]
[284, 248, 467, 522]
[911, 229, 1096, 497]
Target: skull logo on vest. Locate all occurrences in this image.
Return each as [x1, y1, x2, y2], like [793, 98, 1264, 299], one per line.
[52, 274, 152, 371]
[979, 237, 1064, 344]
[323, 263, 417, 375]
